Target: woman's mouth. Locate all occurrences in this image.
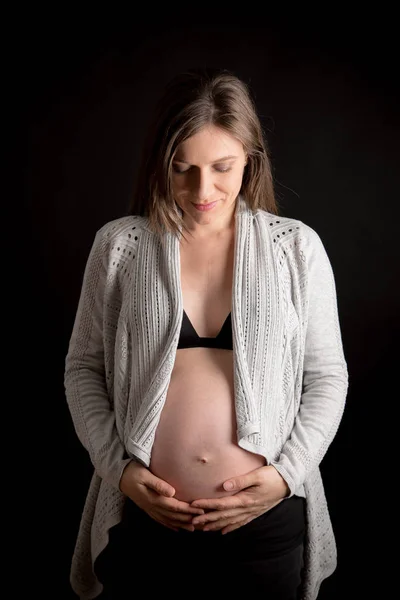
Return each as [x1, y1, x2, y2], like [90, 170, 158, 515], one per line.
[193, 201, 218, 212]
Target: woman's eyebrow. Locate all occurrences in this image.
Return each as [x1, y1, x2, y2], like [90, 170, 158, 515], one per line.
[174, 155, 239, 164]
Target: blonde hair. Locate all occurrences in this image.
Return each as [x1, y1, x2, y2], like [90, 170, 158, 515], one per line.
[128, 67, 279, 241]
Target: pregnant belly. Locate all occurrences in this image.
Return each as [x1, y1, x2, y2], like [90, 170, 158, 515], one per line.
[149, 348, 266, 504]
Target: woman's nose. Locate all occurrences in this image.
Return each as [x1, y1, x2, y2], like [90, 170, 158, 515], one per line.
[193, 170, 214, 201]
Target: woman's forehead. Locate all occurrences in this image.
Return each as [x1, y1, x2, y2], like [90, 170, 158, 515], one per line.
[175, 125, 244, 163]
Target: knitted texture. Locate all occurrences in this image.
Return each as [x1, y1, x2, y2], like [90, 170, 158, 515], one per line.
[64, 197, 348, 599]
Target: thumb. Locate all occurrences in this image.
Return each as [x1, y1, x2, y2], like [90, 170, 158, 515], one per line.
[146, 473, 175, 498]
[223, 471, 257, 492]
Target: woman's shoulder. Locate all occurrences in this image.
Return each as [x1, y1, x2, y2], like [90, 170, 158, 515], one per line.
[254, 209, 321, 245]
[95, 214, 152, 243]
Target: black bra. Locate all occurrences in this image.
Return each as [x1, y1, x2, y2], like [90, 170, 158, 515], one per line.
[177, 310, 233, 350]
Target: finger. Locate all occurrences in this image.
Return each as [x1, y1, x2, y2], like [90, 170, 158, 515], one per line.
[191, 493, 251, 511]
[192, 507, 246, 526]
[162, 498, 205, 515]
[155, 517, 194, 532]
[203, 513, 254, 532]
[178, 524, 195, 532]
[153, 518, 179, 532]
[222, 467, 263, 492]
[145, 477, 175, 498]
[159, 511, 197, 524]
[221, 516, 255, 535]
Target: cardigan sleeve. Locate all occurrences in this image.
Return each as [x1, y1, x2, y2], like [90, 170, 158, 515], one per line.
[271, 225, 349, 496]
[64, 228, 132, 490]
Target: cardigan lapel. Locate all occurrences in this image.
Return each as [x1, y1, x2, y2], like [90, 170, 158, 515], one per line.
[127, 196, 284, 463]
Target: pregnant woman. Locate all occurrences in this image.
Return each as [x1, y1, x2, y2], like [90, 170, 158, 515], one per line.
[64, 68, 348, 600]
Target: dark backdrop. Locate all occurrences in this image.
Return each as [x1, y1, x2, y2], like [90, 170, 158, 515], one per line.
[27, 16, 398, 600]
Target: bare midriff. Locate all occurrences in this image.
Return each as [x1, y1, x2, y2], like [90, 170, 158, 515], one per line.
[150, 220, 266, 524]
[149, 346, 266, 506]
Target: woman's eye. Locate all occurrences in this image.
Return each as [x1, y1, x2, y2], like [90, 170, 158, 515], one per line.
[214, 166, 232, 173]
[172, 165, 190, 174]
[172, 165, 232, 174]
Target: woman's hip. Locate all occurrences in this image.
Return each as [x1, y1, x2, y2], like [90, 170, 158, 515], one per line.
[95, 496, 306, 597]
[111, 494, 305, 559]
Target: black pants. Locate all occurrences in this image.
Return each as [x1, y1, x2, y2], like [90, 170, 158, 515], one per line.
[95, 495, 306, 599]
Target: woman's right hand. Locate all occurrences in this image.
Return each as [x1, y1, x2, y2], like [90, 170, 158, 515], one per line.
[119, 460, 205, 532]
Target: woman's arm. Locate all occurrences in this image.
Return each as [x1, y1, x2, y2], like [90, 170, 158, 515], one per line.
[64, 227, 132, 490]
[271, 226, 349, 496]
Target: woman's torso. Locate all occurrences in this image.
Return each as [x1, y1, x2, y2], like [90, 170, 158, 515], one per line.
[150, 227, 266, 506]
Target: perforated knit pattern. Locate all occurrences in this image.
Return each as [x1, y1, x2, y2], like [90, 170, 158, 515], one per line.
[64, 197, 348, 599]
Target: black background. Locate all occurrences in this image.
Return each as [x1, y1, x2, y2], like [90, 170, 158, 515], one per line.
[26, 12, 398, 599]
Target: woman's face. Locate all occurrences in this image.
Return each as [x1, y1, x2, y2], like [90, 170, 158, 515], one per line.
[171, 125, 247, 229]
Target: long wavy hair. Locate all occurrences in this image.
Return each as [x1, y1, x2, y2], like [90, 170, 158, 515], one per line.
[127, 67, 280, 241]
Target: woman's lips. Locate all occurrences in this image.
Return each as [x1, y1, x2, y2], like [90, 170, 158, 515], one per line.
[193, 201, 218, 212]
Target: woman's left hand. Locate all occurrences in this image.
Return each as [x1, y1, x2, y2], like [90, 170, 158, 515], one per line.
[190, 465, 290, 535]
